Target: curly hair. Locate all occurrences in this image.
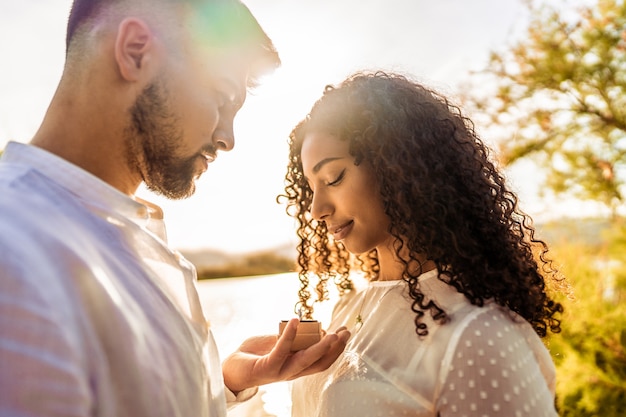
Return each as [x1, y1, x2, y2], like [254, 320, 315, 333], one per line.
[279, 71, 563, 338]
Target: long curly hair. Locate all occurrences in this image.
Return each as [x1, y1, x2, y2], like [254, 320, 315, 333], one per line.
[279, 71, 563, 338]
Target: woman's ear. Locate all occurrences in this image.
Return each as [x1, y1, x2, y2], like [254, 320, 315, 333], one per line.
[114, 18, 155, 81]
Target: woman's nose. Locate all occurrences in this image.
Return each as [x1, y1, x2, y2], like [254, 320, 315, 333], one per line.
[310, 190, 332, 221]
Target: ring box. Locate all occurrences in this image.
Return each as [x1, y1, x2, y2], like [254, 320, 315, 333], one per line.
[279, 320, 322, 351]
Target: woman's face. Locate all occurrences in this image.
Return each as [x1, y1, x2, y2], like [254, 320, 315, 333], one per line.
[300, 131, 393, 255]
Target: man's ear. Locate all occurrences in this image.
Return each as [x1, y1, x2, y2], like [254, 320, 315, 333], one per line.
[115, 18, 155, 81]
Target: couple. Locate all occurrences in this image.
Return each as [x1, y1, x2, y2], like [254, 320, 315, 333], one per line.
[0, 0, 563, 416]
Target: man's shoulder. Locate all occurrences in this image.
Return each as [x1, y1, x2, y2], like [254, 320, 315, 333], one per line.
[0, 170, 98, 264]
[0, 176, 74, 229]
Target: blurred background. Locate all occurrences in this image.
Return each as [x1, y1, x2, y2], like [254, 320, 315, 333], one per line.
[2, 0, 625, 415]
[2, 0, 604, 255]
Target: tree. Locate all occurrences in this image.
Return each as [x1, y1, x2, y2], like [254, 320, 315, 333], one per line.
[462, 2, 626, 414]
[546, 220, 626, 416]
[463, 0, 626, 216]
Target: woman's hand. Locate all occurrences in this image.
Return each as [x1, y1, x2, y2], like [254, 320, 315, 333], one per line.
[222, 318, 350, 394]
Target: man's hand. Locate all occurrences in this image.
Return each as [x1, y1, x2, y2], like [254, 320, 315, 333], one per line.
[222, 318, 350, 394]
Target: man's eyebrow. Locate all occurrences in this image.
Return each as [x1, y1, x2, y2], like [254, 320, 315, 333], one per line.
[220, 77, 245, 106]
[312, 157, 344, 174]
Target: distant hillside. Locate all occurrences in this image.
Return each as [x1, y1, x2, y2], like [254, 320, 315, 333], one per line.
[180, 243, 297, 279]
[536, 216, 613, 248]
[180, 242, 297, 270]
[179, 247, 234, 269]
[179, 217, 613, 279]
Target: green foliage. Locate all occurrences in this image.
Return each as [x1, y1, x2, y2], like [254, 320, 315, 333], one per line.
[546, 219, 626, 416]
[464, 0, 626, 215]
[197, 251, 295, 279]
[463, 5, 626, 408]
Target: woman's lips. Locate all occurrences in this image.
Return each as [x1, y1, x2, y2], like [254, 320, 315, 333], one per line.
[332, 220, 354, 241]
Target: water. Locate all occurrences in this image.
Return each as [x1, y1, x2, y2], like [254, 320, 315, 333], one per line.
[196, 272, 338, 417]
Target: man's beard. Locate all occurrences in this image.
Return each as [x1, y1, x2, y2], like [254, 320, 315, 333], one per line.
[125, 80, 201, 200]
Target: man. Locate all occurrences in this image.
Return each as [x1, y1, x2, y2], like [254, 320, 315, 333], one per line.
[0, 0, 350, 416]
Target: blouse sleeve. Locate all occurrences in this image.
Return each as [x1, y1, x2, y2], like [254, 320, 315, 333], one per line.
[436, 309, 558, 417]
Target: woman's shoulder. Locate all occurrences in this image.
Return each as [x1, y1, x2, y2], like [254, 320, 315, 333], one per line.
[439, 303, 554, 381]
[444, 303, 539, 352]
[433, 305, 558, 413]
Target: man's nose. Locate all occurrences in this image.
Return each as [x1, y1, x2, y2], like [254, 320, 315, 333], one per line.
[212, 120, 235, 152]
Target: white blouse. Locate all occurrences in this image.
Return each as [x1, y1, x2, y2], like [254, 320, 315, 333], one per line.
[291, 269, 558, 417]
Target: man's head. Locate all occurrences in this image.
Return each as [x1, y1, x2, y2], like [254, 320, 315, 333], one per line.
[65, 0, 279, 84]
[61, 0, 280, 198]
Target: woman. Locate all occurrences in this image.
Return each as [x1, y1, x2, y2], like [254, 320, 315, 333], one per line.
[280, 71, 564, 416]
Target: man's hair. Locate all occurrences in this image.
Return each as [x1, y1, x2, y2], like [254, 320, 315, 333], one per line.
[66, 0, 280, 82]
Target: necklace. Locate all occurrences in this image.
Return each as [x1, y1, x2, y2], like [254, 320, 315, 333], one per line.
[355, 281, 403, 331]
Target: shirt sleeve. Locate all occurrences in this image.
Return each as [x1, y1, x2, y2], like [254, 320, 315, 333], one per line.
[0, 254, 92, 417]
[437, 309, 558, 417]
[225, 386, 259, 408]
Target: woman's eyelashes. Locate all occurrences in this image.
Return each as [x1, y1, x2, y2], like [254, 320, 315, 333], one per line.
[306, 168, 346, 193]
[326, 169, 346, 186]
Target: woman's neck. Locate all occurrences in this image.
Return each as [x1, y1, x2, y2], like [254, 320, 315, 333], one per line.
[375, 242, 435, 281]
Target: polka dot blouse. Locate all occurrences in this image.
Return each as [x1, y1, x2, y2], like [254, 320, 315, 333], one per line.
[291, 269, 558, 417]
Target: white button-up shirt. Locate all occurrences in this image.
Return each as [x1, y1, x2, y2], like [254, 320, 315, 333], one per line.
[0, 142, 250, 417]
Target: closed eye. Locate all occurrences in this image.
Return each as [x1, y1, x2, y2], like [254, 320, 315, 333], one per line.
[327, 169, 346, 186]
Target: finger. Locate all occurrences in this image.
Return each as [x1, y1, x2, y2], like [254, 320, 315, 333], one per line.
[273, 317, 299, 356]
[238, 335, 277, 355]
[336, 328, 351, 344]
[332, 326, 348, 334]
[292, 329, 350, 378]
[277, 331, 342, 377]
[321, 325, 348, 338]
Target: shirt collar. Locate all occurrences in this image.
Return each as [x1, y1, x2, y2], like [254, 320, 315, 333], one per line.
[2, 141, 158, 226]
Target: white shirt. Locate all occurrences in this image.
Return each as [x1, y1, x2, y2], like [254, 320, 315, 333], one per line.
[0, 142, 253, 417]
[291, 269, 558, 417]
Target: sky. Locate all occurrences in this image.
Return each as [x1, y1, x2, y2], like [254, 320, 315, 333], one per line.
[0, 0, 601, 254]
